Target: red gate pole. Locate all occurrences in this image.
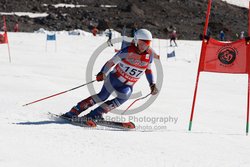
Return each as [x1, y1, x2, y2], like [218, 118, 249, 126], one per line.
[203, 0, 212, 36]
[249, 1, 250, 36]
[245, 1, 250, 135]
[188, 72, 201, 131]
[3, 16, 11, 63]
[247, 75, 249, 135]
[188, 0, 212, 131]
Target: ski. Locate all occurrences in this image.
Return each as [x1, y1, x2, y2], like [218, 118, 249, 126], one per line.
[96, 120, 135, 130]
[71, 116, 97, 127]
[48, 112, 135, 130]
[48, 112, 97, 127]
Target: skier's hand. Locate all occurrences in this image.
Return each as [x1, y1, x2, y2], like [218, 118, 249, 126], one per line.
[96, 72, 106, 82]
[150, 83, 158, 95]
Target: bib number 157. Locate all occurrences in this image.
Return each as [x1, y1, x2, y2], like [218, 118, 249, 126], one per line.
[124, 66, 143, 77]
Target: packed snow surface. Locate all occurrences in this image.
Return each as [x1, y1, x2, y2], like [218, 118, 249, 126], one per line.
[0, 31, 250, 167]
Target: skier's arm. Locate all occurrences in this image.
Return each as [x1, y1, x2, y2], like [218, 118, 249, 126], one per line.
[97, 49, 128, 82]
[100, 47, 130, 75]
[100, 51, 123, 74]
[145, 55, 154, 85]
[96, 56, 119, 82]
[100, 60, 116, 74]
[145, 64, 154, 85]
[96, 58, 117, 81]
[145, 56, 158, 95]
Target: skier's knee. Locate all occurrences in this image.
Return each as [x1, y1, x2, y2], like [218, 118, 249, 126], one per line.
[75, 96, 95, 111]
[98, 99, 121, 113]
[116, 88, 132, 102]
[92, 93, 109, 103]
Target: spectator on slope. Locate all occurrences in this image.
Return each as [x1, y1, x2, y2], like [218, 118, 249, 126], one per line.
[0, 34, 5, 43]
[170, 30, 177, 47]
[106, 29, 113, 46]
[207, 28, 212, 37]
[130, 23, 138, 37]
[219, 30, 225, 41]
[91, 26, 99, 36]
[14, 22, 19, 32]
[240, 31, 245, 39]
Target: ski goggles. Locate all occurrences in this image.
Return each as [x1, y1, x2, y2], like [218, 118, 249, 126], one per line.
[137, 40, 151, 51]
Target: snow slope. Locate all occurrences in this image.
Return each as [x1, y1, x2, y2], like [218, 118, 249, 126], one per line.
[223, 0, 249, 8]
[0, 32, 250, 167]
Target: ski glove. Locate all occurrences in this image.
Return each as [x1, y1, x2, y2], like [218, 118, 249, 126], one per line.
[96, 72, 106, 82]
[150, 83, 158, 95]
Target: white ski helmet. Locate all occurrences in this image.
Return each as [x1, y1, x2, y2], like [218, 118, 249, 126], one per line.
[134, 29, 153, 46]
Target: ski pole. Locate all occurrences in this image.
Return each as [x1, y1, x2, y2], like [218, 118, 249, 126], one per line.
[121, 93, 151, 115]
[22, 80, 96, 107]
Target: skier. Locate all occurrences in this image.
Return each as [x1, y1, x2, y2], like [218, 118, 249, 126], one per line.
[62, 29, 159, 120]
[106, 29, 113, 46]
[219, 30, 225, 41]
[240, 31, 245, 39]
[0, 34, 5, 43]
[91, 26, 99, 36]
[170, 30, 177, 47]
[14, 22, 19, 32]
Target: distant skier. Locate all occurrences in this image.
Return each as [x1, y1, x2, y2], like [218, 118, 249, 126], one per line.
[240, 31, 245, 39]
[170, 30, 177, 47]
[106, 29, 113, 46]
[62, 29, 159, 120]
[219, 30, 225, 41]
[91, 27, 99, 36]
[14, 22, 19, 32]
[130, 23, 138, 37]
[0, 34, 5, 43]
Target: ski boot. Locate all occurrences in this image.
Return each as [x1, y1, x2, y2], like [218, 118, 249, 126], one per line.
[61, 107, 80, 119]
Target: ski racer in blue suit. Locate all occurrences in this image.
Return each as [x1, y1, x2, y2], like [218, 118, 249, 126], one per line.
[62, 29, 159, 120]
